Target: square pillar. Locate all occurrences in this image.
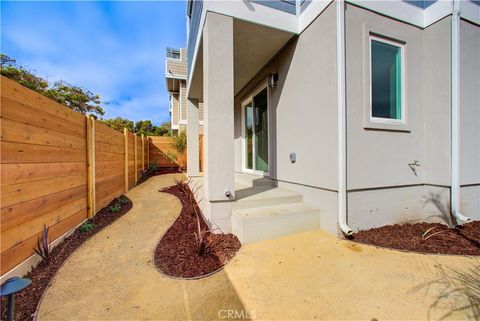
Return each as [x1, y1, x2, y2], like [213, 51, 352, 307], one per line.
[187, 98, 200, 177]
[203, 12, 235, 232]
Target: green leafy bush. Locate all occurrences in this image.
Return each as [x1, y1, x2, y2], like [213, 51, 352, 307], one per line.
[110, 203, 121, 214]
[1, 54, 105, 116]
[79, 221, 95, 233]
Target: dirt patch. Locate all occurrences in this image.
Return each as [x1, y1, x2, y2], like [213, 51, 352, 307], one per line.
[351, 221, 480, 256]
[0, 196, 133, 321]
[154, 182, 241, 278]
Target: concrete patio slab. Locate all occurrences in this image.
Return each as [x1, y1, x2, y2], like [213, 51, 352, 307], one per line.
[37, 174, 479, 320]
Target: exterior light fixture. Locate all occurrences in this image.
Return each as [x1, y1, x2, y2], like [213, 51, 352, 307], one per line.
[1, 277, 32, 321]
[268, 73, 278, 88]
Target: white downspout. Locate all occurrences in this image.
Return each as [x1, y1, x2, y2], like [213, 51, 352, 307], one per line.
[451, 0, 471, 224]
[336, 0, 353, 236]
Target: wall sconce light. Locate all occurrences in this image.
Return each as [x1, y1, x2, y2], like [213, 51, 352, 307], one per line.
[268, 73, 278, 88]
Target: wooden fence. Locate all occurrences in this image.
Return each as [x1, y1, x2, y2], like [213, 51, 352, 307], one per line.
[0, 77, 148, 276]
[148, 135, 203, 172]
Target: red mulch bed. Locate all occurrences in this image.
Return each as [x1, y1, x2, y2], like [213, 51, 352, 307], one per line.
[0, 196, 133, 321]
[351, 221, 480, 255]
[154, 182, 241, 278]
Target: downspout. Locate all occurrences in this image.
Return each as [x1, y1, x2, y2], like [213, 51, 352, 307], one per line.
[450, 0, 472, 224]
[336, 0, 353, 235]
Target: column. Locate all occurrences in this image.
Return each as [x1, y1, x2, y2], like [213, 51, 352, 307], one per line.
[203, 12, 235, 232]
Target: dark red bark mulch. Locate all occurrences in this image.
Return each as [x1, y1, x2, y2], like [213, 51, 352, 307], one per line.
[351, 221, 480, 255]
[136, 166, 183, 185]
[0, 196, 133, 321]
[154, 182, 241, 278]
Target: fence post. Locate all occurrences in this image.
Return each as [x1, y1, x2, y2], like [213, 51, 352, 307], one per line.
[124, 128, 128, 192]
[134, 133, 138, 183]
[86, 116, 93, 218]
[141, 134, 145, 170]
[147, 137, 149, 168]
[86, 116, 96, 217]
[91, 118, 96, 215]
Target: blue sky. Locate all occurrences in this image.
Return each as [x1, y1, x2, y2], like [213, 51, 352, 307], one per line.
[1, 1, 187, 125]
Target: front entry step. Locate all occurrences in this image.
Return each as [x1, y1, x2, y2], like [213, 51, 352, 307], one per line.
[231, 202, 321, 244]
[234, 186, 303, 210]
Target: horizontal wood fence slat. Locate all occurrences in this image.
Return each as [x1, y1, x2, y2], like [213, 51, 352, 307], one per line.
[0, 76, 156, 276]
[148, 135, 203, 172]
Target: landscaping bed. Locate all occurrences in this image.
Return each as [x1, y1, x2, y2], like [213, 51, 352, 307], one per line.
[155, 180, 241, 278]
[351, 221, 480, 255]
[0, 195, 133, 321]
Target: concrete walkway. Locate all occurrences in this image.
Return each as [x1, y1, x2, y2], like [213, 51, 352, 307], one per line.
[37, 174, 479, 320]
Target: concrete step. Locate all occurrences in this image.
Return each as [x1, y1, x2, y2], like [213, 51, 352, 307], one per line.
[232, 202, 321, 243]
[233, 186, 303, 210]
[234, 172, 276, 188]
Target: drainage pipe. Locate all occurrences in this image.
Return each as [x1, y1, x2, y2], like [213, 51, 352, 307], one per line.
[336, 0, 353, 236]
[450, 0, 471, 224]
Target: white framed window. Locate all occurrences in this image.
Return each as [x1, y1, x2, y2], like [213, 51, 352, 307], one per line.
[369, 35, 405, 124]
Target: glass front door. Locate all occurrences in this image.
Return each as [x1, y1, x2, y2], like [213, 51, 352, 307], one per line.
[243, 87, 269, 173]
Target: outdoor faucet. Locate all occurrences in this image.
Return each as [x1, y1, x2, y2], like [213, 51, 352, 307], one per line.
[408, 160, 420, 176]
[225, 189, 232, 199]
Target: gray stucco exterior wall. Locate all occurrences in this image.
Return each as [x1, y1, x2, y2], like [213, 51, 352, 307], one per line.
[460, 19, 480, 220]
[229, 4, 478, 234]
[345, 5, 459, 230]
[234, 3, 340, 234]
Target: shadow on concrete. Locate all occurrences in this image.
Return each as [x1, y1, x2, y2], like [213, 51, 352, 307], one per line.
[180, 270, 252, 321]
[413, 263, 480, 320]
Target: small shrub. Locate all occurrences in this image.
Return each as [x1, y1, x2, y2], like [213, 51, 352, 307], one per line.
[79, 220, 95, 233]
[110, 203, 121, 214]
[34, 224, 51, 263]
[118, 196, 129, 205]
[166, 130, 187, 171]
[148, 163, 158, 174]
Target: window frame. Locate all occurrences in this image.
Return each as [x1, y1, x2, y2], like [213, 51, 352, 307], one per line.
[369, 34, 406, 125]
[166, 48, 182, 61]
[240, 80, 271, 176]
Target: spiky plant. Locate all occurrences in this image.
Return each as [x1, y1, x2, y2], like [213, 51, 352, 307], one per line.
[34, 224, 51, 263]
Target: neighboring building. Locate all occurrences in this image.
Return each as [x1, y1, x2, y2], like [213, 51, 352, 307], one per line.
[184, 0, 480, 243]
[165, 47, 204, 134]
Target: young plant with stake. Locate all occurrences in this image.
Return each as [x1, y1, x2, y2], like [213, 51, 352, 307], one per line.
[34, 224, 51, 263]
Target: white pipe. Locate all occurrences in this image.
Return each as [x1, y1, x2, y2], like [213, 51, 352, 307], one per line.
[450, 0, 472, 224]
[336, 0, 353, 236]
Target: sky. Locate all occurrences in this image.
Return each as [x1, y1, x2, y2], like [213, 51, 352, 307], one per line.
[1, 1, 187, 125]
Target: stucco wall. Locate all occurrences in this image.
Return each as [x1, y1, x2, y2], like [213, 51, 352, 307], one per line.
[460, 19, 480, 220]
[423, 17, 452, 187]
[344, 5, 456, 230]
[345, 4, 424, 189]
[233, 3, 339, 234]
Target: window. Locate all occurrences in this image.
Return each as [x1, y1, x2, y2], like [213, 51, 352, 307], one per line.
[370, 36, 404, 122]
[242, 86, 269, 174]
[166, 47, 181, 60]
